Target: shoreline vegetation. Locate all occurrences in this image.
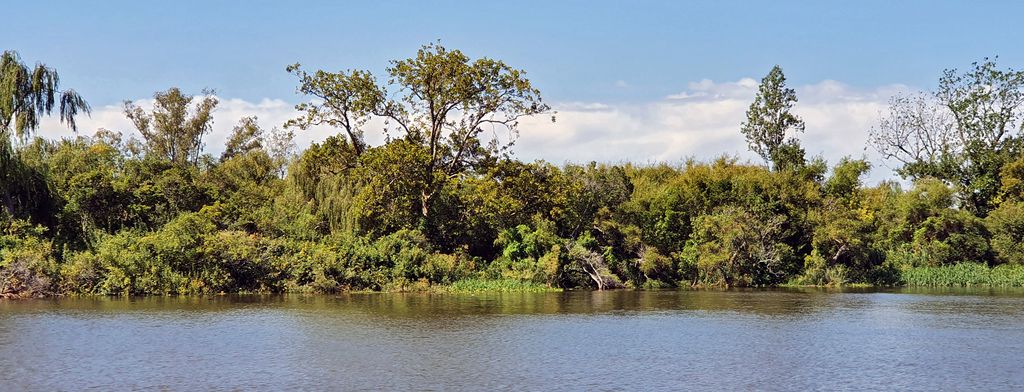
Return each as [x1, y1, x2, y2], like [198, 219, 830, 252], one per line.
[4, 45, 1024, 298]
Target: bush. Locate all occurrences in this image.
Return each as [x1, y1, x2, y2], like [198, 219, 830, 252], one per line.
[90, 231, 180, 295]
[492, 223, 562, 285]
[910, 210, 991, 266]
[986, 201, 1024, 264]
[989, 264, 1024, 287]
[61, 215, 289, 295]
[199, 230, 284, 293]
[60, 251, 105, 294]
[420, 252, 473, 285]
[1, 219, 59, 298]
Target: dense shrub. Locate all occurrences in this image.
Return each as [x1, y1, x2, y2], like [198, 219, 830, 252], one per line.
[986, 201, 1024, 264]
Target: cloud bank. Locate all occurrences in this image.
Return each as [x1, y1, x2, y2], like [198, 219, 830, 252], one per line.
[516, 79, 910, 182]
[38, 78, 911, 181]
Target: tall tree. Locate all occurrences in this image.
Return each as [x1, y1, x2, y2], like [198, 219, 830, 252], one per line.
[222, 116, 264, 161]
[0, 50, 90, 140]
[869, 58, 1024, 215]
[381, 43, 551, 219]
[1, 50, 90, 217]
[124, 87, 218, 165]
[285, 67, 379, 156]
[741, 65, 805, 171]
[265, 126, 295, 177]
[289, 43, 552, 224]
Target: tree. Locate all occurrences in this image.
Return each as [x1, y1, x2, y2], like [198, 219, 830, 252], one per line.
[0, 50, 90, 140]
[565, 241, 623, 290]
[869, 58, 1024, 215]
[687, 206, 794, 286]
[286, 67, 379, 156]
[350, 140, 434, 237]
[986, 201, 1024, 264]
[1, 50, 90, 218]
[266, 126, 296, 177]
[289, 42, 552, 229]
[124, 87, 218, 165]
[557, 163, 632, 239]
[208, 148, 280, 232]
[741, 65, 805, 171]
[222, 116, 264, 161]
[41, 136, 128, 244]
[806, 159, 877, 283]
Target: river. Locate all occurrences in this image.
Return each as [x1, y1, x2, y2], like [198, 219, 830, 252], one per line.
[1, 289, 1023, 391]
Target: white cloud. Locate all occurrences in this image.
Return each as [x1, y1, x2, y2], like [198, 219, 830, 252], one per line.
[36, 96, 386, 156]
[519, 79, 912, 182]
[36, 78, 912, 182]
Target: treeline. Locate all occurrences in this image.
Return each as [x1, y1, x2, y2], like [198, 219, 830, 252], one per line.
[2, 46, 1024, 297]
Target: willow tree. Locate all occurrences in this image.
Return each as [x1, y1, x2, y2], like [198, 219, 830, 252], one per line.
[1, 50, 90, 216]
[289, 43, 552, 232]
[124, 87, 218, 166]
[0, 51, 90, 139]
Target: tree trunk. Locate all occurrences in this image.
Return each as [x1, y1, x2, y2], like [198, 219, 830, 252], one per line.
[420, 190, 431, 218]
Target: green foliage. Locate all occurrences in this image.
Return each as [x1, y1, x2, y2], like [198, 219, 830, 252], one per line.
[8, 47, 1024, 296]
[288, 42, 553, 248]
[0, 218, 59, 297]
[687, 206, 796, 286]
[351, 141, 434, 237]
[0, 138, 61, 229]
[911, 210, 990, 266]
[124, 87, 218, 165]
[221, 116, 264, 161]
[0, 50, 90, 139]
[741, 65, 806, 171]
[285, 66, 378, 155]
[206, 150, 281, 232]
[985, 201, 1024, 264]
[901, 263, 1024, 287]
[286, 134, 361, 235]
[999, 155, 1024, 203]
[870, 58, 1024, 215]
[825, 158, 871, 198]
[440, 278, 558, 293]
[492, 221, 562, 285]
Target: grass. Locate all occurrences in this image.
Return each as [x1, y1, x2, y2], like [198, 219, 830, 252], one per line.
[901, 263, 1024, 287]
[434, 278, 561, 293]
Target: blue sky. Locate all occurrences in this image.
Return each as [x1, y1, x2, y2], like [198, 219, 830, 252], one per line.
[6, 1, 1024, 177]
[6, 0, 1022, 105]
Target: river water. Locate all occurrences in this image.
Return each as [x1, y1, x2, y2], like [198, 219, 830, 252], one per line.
[1, 289, 1022, 391]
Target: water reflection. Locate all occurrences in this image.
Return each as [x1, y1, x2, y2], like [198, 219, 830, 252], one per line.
[2, 289, 1023, 391]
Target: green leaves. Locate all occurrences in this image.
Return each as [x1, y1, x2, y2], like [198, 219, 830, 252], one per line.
[871, 57, 1024, 215]
[985, 201, 1024, 264]
[286, 65, 381, 155]
[124, 87, 218, 166]
[741, 65, 805, 171]
[288, 43, 553, 237]
[0, 50, 90, 140]
[221, 116, 264, 161]
[688, 206, 793, 286]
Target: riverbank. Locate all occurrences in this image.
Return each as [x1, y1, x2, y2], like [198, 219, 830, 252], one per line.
[6, 263, 1024, 300]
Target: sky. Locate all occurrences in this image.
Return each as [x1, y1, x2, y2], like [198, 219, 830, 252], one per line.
[5, 1, 1024, 181]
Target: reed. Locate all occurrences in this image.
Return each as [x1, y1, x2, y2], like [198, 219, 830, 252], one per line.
[437, 278, 560, 293]
[901, 263, 1024, 287]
